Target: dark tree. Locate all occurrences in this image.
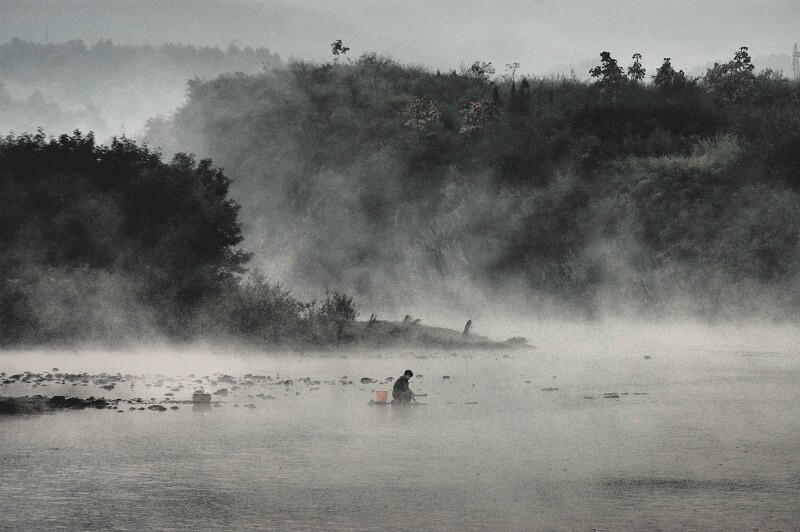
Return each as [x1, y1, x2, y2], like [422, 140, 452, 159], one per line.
[590, 51, 625, 89]
[331, 39, 350, 64]
[704, 47, 756, 101]
[653, 57, 687, 88]
[0, 131, 249, 341]
[320, 291, 359, 341]
[627, 53, 646, 82]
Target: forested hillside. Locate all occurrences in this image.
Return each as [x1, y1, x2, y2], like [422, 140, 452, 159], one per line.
[145, 49, 800, 319]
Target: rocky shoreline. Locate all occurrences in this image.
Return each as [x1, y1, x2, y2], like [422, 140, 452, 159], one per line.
[0, 395, 111, 415]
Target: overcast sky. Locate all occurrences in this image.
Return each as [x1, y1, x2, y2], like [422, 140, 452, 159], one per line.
[2, 0, 798, 75]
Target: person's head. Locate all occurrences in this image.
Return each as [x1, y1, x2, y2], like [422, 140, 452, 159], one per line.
[404, 370, 413, 378]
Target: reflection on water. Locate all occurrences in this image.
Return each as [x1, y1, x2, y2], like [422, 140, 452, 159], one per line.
[1, 342, 800, 530]
[192, 403, 213, 414]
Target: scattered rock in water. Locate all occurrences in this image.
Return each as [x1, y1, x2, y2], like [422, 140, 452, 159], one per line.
[101, 384, 115, 391]
[147, 405, 167, 412]
[644, 355, 652, 360]
[164, 392, 174, 397]
[584, 396, 595, 399]
[442, 376, 450, 380]
[213, 388, 228, 396]
[541, 387, 559, 392]
[56, 396, 109, 409]
[603, 393, 620, 399]
[360, 377, 374, 384]
[170, 406, 179, 410]
[1, 395, 114, 415]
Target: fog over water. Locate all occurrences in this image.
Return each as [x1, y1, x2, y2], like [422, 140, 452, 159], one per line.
[2, 321, 800, 530]
[3, 1, 800, 529]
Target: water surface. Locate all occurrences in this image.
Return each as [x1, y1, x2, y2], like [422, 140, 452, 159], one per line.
[2, 329, 799, 530]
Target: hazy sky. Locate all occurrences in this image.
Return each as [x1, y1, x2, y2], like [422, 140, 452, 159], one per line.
[1, 0, 799, 75]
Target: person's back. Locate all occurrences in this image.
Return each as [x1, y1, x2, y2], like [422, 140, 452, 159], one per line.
[392, 370, 414, 403]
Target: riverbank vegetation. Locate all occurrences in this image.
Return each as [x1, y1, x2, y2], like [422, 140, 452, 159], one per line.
[0, 131, 503, 348]
[0, 132, 368, 346]
[3, 47, 800, 346]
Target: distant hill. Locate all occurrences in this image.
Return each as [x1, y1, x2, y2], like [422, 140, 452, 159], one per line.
[0, 39, 282, 140]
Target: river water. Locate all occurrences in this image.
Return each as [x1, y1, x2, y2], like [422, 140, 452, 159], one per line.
[2, 322, 799, 530]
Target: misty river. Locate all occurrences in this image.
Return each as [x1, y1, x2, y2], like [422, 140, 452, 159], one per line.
[2, 322, 799, 530]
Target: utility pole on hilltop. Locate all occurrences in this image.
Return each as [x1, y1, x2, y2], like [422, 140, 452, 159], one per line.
[793, 43, 800, 79]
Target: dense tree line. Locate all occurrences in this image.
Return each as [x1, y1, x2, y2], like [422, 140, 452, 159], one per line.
[145, 49, 800, 319]
[0, 132, 358, 345]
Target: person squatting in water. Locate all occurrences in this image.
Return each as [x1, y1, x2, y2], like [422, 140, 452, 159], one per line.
[392, 369, 414, 403]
